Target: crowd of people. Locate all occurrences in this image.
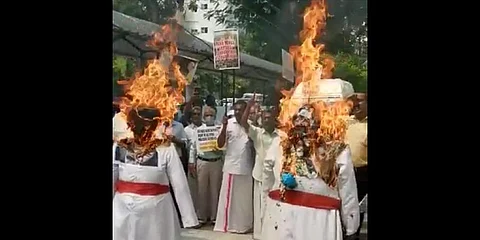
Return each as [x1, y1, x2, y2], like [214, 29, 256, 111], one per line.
[113, 88, 368, 240]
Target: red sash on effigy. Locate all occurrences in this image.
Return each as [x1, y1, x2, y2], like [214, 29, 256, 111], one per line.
[115, 180, 170, 196]
[268, 189, 341, 210]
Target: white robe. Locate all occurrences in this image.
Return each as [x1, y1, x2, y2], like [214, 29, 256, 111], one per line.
[253, 179, 264, 239]
[213, 173, 253, 233]
[262, 140, 360, 240]
[213, 117, 254, 233]
[113, 143, 198, 240]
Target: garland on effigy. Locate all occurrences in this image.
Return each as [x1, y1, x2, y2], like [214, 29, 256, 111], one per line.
[278, 100, 351, 199]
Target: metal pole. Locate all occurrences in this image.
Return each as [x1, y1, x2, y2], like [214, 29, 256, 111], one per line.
[232, 69, 236, 103]
[262, 80, 266, 106]
[221, 71, 226, 115]
[220, 72, 224, 100]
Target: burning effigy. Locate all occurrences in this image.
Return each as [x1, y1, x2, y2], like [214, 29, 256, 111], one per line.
[261, 1, 360, 240]
[112, 21, 199, 240]
[113, 22, 187, 154]
[277, 0, 354, 199]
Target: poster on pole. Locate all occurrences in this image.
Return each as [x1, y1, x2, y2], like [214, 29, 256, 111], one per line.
[196, 125, 222, 152]
[282, 49, 294, 83]
[213, 29, 241, 70]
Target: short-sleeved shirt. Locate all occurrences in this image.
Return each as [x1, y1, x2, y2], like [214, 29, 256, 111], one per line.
[221, 118, 253, 175]
[248, 124, 284, 181]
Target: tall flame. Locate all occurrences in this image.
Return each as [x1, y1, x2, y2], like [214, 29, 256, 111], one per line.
[278, 0, 352, 188]
[114, 22, 187, 150]
[279, 0, 333, 132]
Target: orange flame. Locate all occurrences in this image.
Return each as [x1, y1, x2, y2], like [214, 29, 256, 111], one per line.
[279, 0, 333, 132]
[278, 0, 352, 186]
[115, 22, 186, 149]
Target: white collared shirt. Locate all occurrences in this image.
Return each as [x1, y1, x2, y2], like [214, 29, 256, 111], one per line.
[221, 117, 253, 175]
[185, 123, 200, 164]
[249, 124, 284, 181]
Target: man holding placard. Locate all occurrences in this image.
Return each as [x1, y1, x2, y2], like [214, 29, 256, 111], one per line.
[188, 106, 224, 225]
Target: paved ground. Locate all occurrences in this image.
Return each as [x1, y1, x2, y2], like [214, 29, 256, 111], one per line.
[181, 225, 252, 240]
[181, 215, 367, 240]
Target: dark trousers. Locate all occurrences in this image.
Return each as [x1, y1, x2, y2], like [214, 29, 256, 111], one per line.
[354, 166, 368, 238]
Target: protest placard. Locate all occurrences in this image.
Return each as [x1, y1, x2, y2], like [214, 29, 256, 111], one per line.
[213, 29, 241, 70]
[196, 125, 222, 152]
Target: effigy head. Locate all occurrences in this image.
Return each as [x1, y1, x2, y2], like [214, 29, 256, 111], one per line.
[126, 107, 161, 140]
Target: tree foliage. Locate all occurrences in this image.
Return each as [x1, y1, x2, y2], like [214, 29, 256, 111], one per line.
[113, 0, 183, 24]
[113, 56, 137, 97]
[202, 0, 367, 92]
[204, 0, 367, 62]
[113, 0, 368, 100]
[333, 52, 367, 93]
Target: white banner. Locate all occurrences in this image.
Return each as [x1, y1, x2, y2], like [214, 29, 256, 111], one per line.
[282, 49, 294, 83]
[196, 125, 222, 152]
[174, 55, 199, 102]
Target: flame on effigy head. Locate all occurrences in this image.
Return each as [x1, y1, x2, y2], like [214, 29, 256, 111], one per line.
[113, 22, 187, 155]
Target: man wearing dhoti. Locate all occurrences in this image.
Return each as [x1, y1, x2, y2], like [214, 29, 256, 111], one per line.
[240, 97, 284, 240]
[214, 100, 254, 233]
[113, 108, 198, 240]
[188, 106, 224, 225]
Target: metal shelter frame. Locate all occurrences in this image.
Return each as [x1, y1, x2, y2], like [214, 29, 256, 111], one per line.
[113, 11, 283, 106]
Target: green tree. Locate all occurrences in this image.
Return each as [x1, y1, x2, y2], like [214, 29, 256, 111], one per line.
[113, 56, 138, 97]
[113, 0, 184, 97]
[113, 0, 184, 24]
[333, 52, 367, 93]
[202, 0, 367, 63]
[202, 0, 368, 93]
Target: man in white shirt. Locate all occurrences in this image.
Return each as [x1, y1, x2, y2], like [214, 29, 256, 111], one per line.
[184, 106, 204, 215]
[240, 100, 284, 240]
[188, 106, 224, 225]
[214, 100, 254, 234]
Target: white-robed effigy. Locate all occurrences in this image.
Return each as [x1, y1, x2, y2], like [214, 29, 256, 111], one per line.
[113, 114, 199, 240]
[261, 138, 360, 240]
[261, 78, 360, 240]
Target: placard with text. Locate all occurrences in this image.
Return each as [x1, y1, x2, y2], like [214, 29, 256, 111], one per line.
[213, 29, 241, 70]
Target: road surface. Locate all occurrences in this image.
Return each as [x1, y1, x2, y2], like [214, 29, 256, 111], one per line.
[181, 225, 252, 240]
[180, 215, 367, 240]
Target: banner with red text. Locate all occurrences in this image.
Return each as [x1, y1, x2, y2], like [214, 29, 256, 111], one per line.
[213, 29, 241, 70]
